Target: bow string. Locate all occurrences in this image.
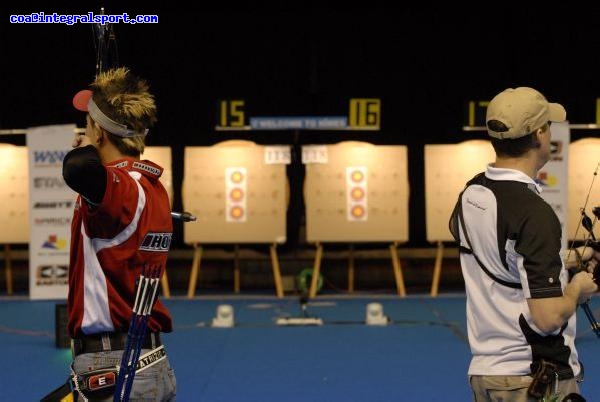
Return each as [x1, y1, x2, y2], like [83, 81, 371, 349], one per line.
[566, 162, 600, 338]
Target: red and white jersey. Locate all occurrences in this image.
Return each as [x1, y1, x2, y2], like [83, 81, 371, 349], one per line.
[67, 158, 173, 337]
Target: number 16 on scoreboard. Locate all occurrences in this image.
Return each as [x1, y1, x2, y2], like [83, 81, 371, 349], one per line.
[349, 98, 380, 129]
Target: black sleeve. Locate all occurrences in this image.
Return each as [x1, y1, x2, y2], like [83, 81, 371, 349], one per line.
[516, 201, 564, 298]
[62, 145, 107, 205]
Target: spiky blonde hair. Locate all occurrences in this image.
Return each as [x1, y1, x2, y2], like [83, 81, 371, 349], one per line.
[90, 67, 157, 155]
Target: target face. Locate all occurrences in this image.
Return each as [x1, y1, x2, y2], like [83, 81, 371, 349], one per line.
[346, 167, 368, 221]
[225, 167, 247, 222]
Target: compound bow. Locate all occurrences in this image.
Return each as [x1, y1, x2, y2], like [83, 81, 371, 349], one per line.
[565, 162, 600, 338]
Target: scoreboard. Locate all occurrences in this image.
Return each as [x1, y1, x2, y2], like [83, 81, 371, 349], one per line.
[216, 98, 381, 131]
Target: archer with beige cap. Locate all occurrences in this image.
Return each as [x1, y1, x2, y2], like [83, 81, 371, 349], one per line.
[449, 87, 598, 401]
[485, 86, 566, 139]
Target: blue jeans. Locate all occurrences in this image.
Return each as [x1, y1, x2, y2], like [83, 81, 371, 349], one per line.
[72, 348, 176, 401]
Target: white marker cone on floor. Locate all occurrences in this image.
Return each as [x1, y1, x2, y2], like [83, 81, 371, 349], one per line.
[365, 302, 388, 326]
[212, 304, 235, 328]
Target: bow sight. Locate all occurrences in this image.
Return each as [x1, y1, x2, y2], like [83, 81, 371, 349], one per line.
[92, 7, 119, 76]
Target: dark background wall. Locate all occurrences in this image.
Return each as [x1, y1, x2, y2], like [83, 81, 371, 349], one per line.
[3, 4, 600, 251]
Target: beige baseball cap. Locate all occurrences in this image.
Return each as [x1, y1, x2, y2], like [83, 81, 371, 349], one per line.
[486, 87, 566, 139]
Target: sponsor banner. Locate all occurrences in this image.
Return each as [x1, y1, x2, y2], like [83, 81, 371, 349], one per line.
[27, 124, 76, 299]
[537, 122, 569, 251]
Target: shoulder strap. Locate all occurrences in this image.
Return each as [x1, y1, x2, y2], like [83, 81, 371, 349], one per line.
[455, 188, 522, 289]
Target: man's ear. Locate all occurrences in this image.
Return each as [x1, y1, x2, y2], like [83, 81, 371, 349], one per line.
[533, 131, 542, 148]
[93, 127, 105, 146]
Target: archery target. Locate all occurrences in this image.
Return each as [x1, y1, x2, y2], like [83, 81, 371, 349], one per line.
[303, 141, 409, 242]
[141, 146, 173, 207]
[182, 141, 288, 244]
[0, 144, 29, 243]
[424, 140, 495, 242]
[568, 138, 600, 242]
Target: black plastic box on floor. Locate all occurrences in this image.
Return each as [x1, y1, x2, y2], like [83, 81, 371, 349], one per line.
[55, 303, 70, 349]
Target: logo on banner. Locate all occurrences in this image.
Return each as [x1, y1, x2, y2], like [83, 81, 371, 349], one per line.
[536, 171, 559, 189]
[34, 217, 71, 226]
[550, 141, 564, 161]
[41, 234, 68, 250]
[33, 201, 73, 209]
[346, 166, 368, 221]
[32, 150, 68, 167]
[36, 264, 68, 286]
[226, 167, 247, 222]
[33, 176, 67, 189]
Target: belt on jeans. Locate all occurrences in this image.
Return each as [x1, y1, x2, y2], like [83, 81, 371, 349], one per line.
[71, 331, 161, 357]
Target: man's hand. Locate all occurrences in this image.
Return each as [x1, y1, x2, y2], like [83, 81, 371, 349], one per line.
[571, 270, 598, 304]
[566, 246, 600, 272]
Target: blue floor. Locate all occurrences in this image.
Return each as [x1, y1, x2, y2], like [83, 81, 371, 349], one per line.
[2, 294, 599, 401]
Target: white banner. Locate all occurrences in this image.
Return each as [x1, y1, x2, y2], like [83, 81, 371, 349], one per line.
[26, 124, 76, 300]
[537, 122, 570, 251]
